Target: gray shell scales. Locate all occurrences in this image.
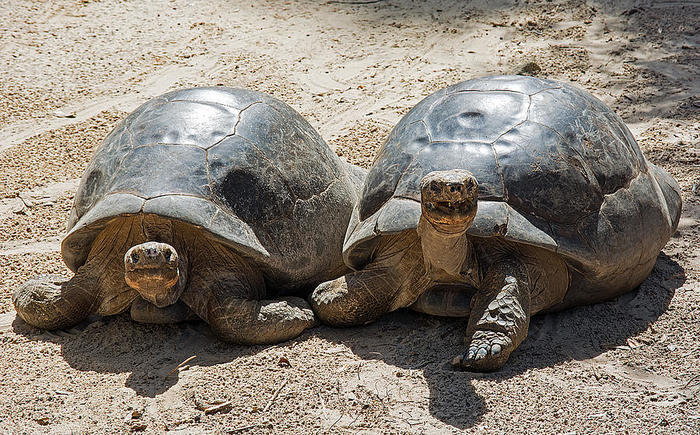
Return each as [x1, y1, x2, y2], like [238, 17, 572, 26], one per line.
[64, 87, 359, 289]
[345, 76, 681, 281]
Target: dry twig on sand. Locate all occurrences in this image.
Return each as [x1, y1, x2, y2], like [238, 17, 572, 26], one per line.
[165, 355, 197, 377]
[263, 379, 289, 412]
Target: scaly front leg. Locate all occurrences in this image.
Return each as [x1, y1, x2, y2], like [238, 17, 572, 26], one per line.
[311, 234, 430, 327]
[13, 273, 98, 330]
[453, 259, 531, 371]
[182, 241, 317, 345]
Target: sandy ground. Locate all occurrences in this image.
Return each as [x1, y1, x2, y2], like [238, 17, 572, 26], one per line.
[0, 0, 698, 433]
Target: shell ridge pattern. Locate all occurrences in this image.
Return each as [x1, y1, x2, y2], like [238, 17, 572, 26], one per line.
[527, 86, 564, 96]
[572, 113, 640, 193]
[262, 98, 344, 183]
[488, 119, 529, 201]
[519, 118, 602, 199]
[391, 138, 433, 202]
[293, 177, 340, 209]
[386, 91, 533, 206]
[417, 119, 433, 143]
[226, 134, 297, 211]
[204, 147, 214, 192]
[452, 89, 528, 96]
[168, 98, 254, 112]
[231, 101, 264, 138]
[200, 101, 263, 151]
[131, 142, 205, 150]
[422, 90, 450, 121]
[385, 120, 432, 203]
[74, 118, 139, 223]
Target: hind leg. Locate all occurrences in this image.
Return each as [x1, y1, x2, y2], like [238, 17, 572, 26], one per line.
[182, 270, 317, 344]
[310, 267, 404, 326]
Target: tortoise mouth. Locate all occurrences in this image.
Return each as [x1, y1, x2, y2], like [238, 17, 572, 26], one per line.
[426, 199, 472, 214]
[422, 199, 477, 229]
[124, 268, 181, 307]
[124, 242, 183, 308]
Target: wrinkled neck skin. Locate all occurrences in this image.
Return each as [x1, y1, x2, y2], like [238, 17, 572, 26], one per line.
[417, 215, 476, 280]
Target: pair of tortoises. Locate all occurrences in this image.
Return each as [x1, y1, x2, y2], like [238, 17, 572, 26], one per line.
[15, 76, 681, 371]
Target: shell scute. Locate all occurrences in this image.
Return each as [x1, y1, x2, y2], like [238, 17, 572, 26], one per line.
[423, 91, 528, 142]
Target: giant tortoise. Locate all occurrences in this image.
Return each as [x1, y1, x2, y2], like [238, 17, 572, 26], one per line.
[14, 86, 365, 344]
[311, 75, 682, 371]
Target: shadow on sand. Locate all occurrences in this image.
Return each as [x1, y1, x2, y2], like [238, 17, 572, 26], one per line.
[9, 252, 684, 427]
[317, 252, 685, 429]
[10, 314, 270, 397]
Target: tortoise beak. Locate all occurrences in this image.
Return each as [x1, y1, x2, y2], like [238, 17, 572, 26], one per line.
[420, 169, 478, 231]
[124, 242, 184, 308]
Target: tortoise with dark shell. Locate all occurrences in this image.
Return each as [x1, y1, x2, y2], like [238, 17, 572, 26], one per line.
[311, 75, 682, 371]
[14, 87, 365, 344]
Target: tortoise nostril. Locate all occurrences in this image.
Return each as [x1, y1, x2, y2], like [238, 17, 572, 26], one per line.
[450, 185, 462, 193]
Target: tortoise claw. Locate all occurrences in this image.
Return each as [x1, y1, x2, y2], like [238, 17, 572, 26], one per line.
[452, 330, 514, 372]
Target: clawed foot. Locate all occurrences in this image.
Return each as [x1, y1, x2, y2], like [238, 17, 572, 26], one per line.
[452, 330, 514, 372]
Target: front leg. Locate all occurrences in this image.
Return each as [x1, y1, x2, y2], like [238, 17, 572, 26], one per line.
[182, 247, 317, 345]
[207, 295, 318, 345]
[310, 266, 400, 327]
[453, 259, 531, 371]
[311, 233, 430, 326]
[13, 273, 98, 330]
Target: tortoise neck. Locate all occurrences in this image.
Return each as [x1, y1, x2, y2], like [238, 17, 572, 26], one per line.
[417, 216, 475, 279]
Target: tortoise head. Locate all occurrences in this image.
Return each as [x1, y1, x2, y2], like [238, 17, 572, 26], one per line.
[420, 169, 478, 233]
[124, 242, 186, 308]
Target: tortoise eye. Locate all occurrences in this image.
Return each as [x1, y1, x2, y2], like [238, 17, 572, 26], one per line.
[164, 250, 172, 262]
[130, 252, 139, 264]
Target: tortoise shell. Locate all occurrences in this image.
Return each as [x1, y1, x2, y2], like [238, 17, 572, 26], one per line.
[64, 87, 360, 289]
[345, 76, 681, 279]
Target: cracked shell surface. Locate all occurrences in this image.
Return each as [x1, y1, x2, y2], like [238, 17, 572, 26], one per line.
[346, 76, 681, 293]
[64, 87, 357, 290]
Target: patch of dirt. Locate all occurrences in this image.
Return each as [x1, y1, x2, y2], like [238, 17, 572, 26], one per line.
[332, 119, 389, 169]
[0, 111, 123, 198]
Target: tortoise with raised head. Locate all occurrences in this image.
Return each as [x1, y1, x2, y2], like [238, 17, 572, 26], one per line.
[14, 86, 365, 344]
[311, 75, 682, 371]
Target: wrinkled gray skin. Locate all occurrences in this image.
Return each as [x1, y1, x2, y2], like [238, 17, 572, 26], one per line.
[14, 87, 365, 344]
[311, 75, 682, 371]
